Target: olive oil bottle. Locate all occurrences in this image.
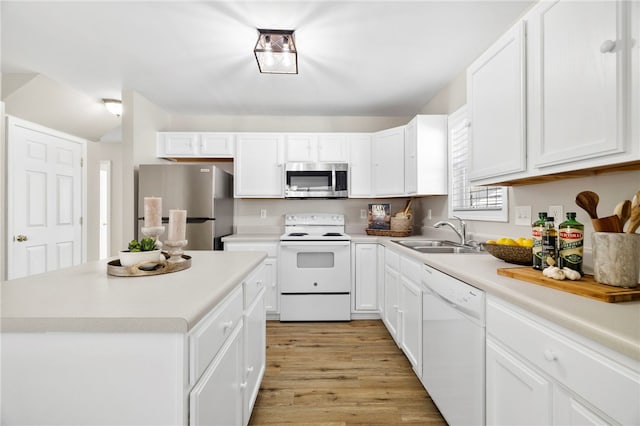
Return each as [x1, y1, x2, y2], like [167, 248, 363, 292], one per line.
[558, 212, 584, 275]
[541, 216, 557, 269]
[532, 212, 547, 270]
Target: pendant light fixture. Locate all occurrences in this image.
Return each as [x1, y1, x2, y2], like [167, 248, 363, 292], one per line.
[254, 29, 298, 74]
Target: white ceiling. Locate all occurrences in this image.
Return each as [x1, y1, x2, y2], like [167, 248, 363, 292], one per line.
[1, 1, 534, 117]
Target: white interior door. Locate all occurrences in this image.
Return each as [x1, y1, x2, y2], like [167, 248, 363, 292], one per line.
[7, 117, 85, 279]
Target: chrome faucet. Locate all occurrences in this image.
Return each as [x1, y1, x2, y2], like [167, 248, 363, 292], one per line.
[434, 216, 467, 245]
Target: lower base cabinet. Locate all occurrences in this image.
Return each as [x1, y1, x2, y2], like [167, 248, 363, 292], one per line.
[487, 296, 639, 425]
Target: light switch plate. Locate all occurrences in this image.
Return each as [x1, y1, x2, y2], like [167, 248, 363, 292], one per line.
[260, 209, 267, 219]
[360, 209, 367, 219]
[515, 205, 532, 226]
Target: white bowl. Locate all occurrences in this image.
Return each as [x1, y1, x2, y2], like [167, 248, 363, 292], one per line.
[119, 249, 163, 267]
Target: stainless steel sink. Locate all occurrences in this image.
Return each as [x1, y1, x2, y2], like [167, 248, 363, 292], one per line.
[392, 239, 485, 254]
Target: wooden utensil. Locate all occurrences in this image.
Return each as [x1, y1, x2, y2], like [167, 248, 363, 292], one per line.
[592, 215, 623, 233]
[632, 191, 640, 210]
[614, 200, 632, 228]
[627, 205, 640, 234]
[575, 191, 600, 219]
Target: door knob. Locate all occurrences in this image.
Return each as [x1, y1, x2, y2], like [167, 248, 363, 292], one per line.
[15, 235, 28, 242]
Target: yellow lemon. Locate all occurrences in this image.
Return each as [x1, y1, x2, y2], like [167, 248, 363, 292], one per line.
[499, 238, 519, 246]
[486, 239, 497, 244]
[519, 238, 534, 247]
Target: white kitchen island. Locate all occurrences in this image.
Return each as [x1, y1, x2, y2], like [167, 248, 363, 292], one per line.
[1, 251, 267, 426]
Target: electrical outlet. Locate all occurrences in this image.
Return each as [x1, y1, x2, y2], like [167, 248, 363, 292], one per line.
[360, 209, 367, 219]
[260, 209, 267, 219]
[548, 205, 563, 221]
[427, 209, 432, 220]
[515, 205, 532, 226]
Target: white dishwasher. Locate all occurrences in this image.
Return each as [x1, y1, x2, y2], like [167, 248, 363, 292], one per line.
[421, 264, 485, 426]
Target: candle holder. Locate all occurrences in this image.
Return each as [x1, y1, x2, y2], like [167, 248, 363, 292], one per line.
[141, 226, 166, 250]
[164, 240, 187, 263]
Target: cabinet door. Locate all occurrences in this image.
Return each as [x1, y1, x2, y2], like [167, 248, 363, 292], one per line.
[159, 133, 199, 156]
[318, 134, 348, 162]
[404, 119, 418, 195]
[373, 126, 405, 196]
[468, 21, 526, 181]
[383, 264, 400, 342]
[399, 276, 422, 373]
[285, 134, 317, 162]
[190, 324, 243, 426]
[530, 1, 623, 168]
[554, 387, 614, 426]
[348, 134, 373, 197]
[263, 258, 279, 314]
[200, 133, 234, 157]
[234, 134, 284, 198]
[243, 289, 266, 425]
[353, 243, 378, 312]
[486, 338, 552, 426]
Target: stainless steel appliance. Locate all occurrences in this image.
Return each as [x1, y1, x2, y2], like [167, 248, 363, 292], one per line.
[137, 164, 234, 250]
[284, 162, 348, 199]
[421, 264, 485, 426]
[279, 213, 351, 321]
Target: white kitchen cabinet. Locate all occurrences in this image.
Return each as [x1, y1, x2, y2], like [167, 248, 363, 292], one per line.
[467, 20, 526, 183]
[487, 296, 640, 425]
[157, 132, 234, 158]
[373, 126, 405, 196]
[347, 133, 373, 197]
[403, 115, 448, 195]
[242, 266, 266, 425]
[224, 241, 279, 317]
[284, 133, 348, 163]
[528, 0, 626, 170]
[398, 256, 422, 374]
[234, 134, 284, 198]
[382, 249, 401, 343]
[190, 322, 244, 426]
[351, 243, 379, 313]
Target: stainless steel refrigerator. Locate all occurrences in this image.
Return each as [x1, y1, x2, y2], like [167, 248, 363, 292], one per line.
[137, 164, 234, 250]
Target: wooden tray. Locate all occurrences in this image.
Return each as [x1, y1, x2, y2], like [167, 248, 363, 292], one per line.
[107, 254, 191, 277]
[497, 267, 640, 303]
[365, 229, 411, 237]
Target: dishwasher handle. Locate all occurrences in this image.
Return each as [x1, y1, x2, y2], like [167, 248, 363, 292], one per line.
[427, 285, 484, 324]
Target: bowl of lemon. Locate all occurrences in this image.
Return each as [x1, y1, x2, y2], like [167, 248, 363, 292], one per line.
[482, 237, 533, 265]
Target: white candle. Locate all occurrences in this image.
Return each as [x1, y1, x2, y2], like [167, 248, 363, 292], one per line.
[168, 209, 187, 241]
[144, 197, 162, 228]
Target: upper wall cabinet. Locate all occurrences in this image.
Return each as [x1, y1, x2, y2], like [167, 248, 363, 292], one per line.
[404, 115, 448, 196]
[157, 132, 235, 158]
[234, 134, 284, 198]
[284, 134, 348, 163]
[347, 134, 374, 198]
[467, 21, 526, 183]
[528, 0, 628, 169]
[373, 126, 405, 196]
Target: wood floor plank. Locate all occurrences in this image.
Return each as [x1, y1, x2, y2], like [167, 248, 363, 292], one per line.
[249, 320, 447, 425]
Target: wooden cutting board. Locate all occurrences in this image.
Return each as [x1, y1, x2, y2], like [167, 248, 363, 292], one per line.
[497, 267, 640, 303]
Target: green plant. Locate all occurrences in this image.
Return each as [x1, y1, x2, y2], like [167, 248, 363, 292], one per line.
[127, 237, 158, 252]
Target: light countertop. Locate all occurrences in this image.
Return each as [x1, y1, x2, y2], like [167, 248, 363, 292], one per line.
[1, 251, 266, 333]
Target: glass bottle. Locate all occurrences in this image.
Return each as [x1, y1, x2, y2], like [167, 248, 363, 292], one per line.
[558, 212, 584, 275]
[541, 216, 557, 269]
[532, 212, 547, 270]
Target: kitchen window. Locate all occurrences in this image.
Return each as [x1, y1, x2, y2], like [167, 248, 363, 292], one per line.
[448, 106, 508, 221]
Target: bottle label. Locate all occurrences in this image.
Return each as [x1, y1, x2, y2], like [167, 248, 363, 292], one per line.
[559, 228, 583, 271]
[532, 226, 544, 269]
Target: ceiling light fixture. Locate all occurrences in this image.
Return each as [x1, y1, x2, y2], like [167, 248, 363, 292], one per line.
[254, 29, 298, 74]
[102, 98, 123, 116]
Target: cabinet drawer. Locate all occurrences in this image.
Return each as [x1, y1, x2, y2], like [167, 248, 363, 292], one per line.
[385, 249, 400, 270]
[487, 299, 640, 425]
[244, 264, 265, 308]
[225, 242, 278, 258]
[400, 256, 421, 283]
[189, 286, 243, 384]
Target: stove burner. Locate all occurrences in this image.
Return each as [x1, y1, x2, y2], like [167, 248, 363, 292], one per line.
[288, 232, 309, 237]
[323, 232, 343, 237]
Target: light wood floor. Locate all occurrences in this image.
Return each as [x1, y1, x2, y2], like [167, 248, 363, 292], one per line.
[249, 320, 447, 425]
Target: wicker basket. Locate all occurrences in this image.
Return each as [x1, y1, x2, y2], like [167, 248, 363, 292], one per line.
[365, 228, 411, 237]
[390, 216, 411, 233]
[482, 243, 533, 266]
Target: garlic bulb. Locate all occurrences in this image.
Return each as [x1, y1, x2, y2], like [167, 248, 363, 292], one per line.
[562, 267, 581, 281]
[543, 266, 565, 280]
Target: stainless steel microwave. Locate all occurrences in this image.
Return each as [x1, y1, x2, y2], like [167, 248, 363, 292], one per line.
[285, 162, 348, 198]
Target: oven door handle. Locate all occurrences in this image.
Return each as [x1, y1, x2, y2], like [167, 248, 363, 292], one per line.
[280, 240, 350, 247]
